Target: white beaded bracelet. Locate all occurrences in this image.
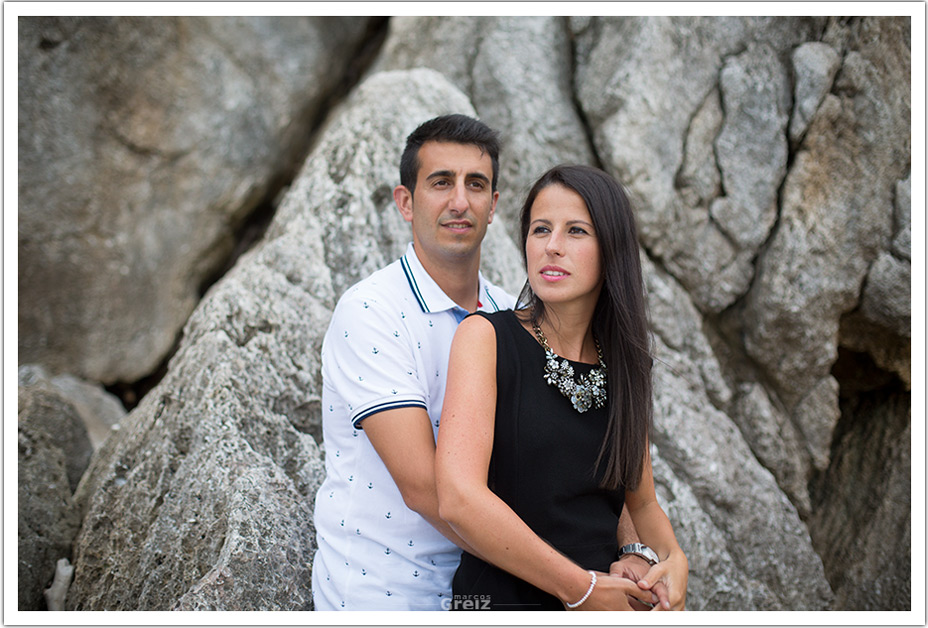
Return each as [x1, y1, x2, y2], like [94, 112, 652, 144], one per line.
[565, 570, 597, 608]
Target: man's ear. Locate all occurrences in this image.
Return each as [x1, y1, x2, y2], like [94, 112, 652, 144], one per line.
[394, 185, 414, 224]
[487, 190, 499, 224]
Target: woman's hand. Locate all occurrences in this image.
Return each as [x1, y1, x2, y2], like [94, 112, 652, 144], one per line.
[635, 551, 688, 610]
[564, 572, 642, 611]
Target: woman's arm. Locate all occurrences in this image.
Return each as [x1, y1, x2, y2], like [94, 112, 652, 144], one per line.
[435, 315, 640, 610]
[624, 447, 689, 610]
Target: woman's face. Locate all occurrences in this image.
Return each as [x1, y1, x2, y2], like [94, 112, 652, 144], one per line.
[525, 184, 603, 309]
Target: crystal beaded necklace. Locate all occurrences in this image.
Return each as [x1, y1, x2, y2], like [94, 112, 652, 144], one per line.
[532, 321, 607, 413]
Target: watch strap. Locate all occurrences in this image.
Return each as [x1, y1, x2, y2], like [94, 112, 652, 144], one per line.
[618, 542, 660, 565]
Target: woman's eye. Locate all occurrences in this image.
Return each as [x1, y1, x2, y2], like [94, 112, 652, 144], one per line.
[531, 225, 550, 235]
[569, 226, 589, 235]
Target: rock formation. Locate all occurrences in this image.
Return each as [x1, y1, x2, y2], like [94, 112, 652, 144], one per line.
[18, 16, 376, 385]
[16, 15, 912, 612]
[17, 365, 124, 610]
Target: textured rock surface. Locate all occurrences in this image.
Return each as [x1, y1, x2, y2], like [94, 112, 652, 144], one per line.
[18, 15, 912, 612]
[809, 371, 911, 610]
[18, 426, 80, 611]
[18, 371, 87, 610]
[18, 16, 373, 384]
[572, 16, 825, 314]
[644, 256, 833, 609]
[18, 366, 98, 493]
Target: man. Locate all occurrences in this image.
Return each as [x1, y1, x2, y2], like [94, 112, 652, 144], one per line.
[311, 114, 662, 611]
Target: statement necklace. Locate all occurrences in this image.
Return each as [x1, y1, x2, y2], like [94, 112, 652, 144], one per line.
[532, 322, 607, 413]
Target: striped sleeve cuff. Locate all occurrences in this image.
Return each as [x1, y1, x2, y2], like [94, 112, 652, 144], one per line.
[351, 398, 428, 429]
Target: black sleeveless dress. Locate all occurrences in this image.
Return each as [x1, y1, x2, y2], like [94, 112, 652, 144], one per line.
[451, 310, 625, 611]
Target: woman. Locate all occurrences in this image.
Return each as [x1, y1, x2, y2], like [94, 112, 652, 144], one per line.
[435, 165, 687, 611]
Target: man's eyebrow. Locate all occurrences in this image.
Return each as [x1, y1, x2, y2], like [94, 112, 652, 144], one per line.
[425, 170, 491, 183]
[466, 172, 491, 183]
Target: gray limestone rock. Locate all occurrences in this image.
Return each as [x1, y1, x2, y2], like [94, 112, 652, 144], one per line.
[860, 251, 912, 339]
[18, 366, 96, 493]
[790, 42, 842, 144]
[809, 385, 910, 610]
[743, 17, 910, 413]
[892, 175, 911, 261]
[17, 363, 122, 610]
[572, 16, 825, 313]
[644, 257, 833, 609]
[18, 379, 84, 610]
[18, 16, 373, 384]
[710, 42, 791, 251]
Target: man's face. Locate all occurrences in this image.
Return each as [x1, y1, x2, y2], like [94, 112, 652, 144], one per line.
[394, 141, 498, 267]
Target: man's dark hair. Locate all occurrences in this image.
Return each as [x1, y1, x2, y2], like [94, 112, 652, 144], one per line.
[399, 114, 501, 195]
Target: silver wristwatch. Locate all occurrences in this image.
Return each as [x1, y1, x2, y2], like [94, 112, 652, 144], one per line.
[618, 543, 660, 565]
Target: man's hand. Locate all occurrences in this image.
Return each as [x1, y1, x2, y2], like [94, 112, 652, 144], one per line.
[608, 554, 662, 610]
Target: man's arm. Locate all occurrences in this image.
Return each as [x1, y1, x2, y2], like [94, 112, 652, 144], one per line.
[611, 505, 663, 609]
[362, 406, 481, 557]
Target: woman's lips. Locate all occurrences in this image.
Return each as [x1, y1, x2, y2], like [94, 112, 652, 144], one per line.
[540, 265, 569, 282]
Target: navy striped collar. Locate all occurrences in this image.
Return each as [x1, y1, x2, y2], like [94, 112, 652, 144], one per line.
[400, 243, 500, 315]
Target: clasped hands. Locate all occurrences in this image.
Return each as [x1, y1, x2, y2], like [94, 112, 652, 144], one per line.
[565, 553, 686, 611]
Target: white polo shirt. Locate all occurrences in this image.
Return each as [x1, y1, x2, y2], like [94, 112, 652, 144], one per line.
[312, 242, 514, 611]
